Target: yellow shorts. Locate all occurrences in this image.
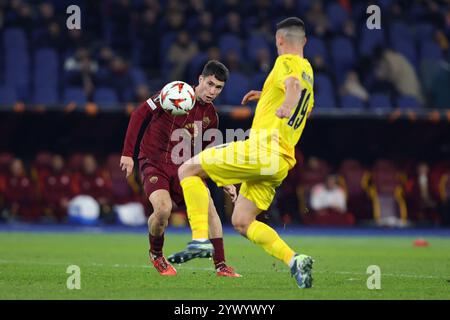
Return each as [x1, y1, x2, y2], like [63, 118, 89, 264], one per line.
[199, 139, 290, 210]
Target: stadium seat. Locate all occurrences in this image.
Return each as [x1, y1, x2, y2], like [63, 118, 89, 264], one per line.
[33, 86, 59, 105]
[63, 87, 87, 106]
[222, 72, 250, 105]
[359, 24, 385, 57]
[3, 28, 27, 49]
[314, 74, 336, 108]
[420, 40, 443, 61]
[389, 21, 413, 45]
[393, 40, 418, 66]
[93, 87, 119, 109]
[415, 23, 435, 41]
[339, 159, 372, 220]
[304, 36, 328, 63]
[330, 37, 356, 82]
[5, 48, 30, 100]
[340, 94, 366, 109]
[0, 86, 18, 106]
[130, 67, 148, 87]
[326, 3, 348, 29]
[369, 93, 392, 109]
[396, 95, 422, 109]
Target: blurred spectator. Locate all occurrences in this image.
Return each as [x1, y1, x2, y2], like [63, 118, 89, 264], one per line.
[103, 56, 133, 102]
[5, 0, 34, 35]
[342, 19, 356, 39]
[34, 21, 65, 52]
[438, 168, 450, 226]
[64, 47, 98, 100]
[310, 174, 347, 213]
[253, 47, 271, 73]
[197, 29, 215, 51]
[165, 10, 185, 33]
[197, 11, 214, 31]
[340, 70, 369, 102]
[134, 84, 151, 103]
[40, 155, 75, 222]
[275, 0, 297, 20]
[207, 46, 222, 62]
[109, 0, 133, 57]
[305, 174, 355, 225]
[73, 154, 114, 223]
[168, 31, 198, 80]
[221, 11, 246, 38]
[65, 29, 90, 55]
[97, 45, 115, 69]
[374, 47, 424, 105]
[305, 0, 330, 37]
[224, 49, 243, 73]
[37, 2, 56, 27]
[2, 159, 39, 222]
[137, 9, 160, 74]
[311, 55, 332, 78]
[405, 162, 440, 225]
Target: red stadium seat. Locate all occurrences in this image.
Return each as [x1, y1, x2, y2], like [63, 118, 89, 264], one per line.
[369, 159, 408, 226]
[338, 159, 372, 221]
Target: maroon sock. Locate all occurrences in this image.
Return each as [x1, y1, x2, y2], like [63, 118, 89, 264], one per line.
[149, 233, 164, 257]
[210, 238, 225, 268]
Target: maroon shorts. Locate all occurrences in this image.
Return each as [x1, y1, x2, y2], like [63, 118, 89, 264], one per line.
[139, 158, 184, 206]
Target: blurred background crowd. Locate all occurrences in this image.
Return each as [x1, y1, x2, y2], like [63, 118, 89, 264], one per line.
[0, 0, 449, 228]
[1, 151, 449, 227]
[0, 0, 449, 109]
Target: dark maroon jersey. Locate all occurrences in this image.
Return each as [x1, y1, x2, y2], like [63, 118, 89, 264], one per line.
[122, 90, 219, 165]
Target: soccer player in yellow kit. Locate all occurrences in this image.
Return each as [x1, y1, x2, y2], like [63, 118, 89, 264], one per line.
[178, 17, 315, 288]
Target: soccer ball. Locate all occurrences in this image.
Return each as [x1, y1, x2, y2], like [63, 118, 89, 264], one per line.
[159, 81, 196, 116]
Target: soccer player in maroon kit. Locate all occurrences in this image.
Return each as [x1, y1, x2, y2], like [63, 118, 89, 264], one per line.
[120, 60, 240, 277]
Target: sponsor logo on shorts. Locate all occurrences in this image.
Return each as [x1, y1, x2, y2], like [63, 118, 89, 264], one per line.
[149, 176, 159, 184]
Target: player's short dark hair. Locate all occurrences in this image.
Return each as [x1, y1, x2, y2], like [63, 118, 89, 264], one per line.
[276, 17, 306, 34]
[201, 60, 229, 82]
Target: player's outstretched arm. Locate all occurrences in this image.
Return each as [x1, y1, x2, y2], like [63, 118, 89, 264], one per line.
[276, 77, 302, 118]
[120, 101, 155, 178]
[241, 90, 262, 105]
[120, 156, 134, 178]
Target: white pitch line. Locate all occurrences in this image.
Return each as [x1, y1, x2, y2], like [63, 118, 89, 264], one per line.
[0, 259, 446, 280]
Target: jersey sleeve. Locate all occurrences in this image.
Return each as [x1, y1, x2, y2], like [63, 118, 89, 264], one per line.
[274, 56, 302, 93]
[121, 94, 159, 157]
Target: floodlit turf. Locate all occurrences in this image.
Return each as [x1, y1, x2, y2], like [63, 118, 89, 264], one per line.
[0, 230, 449, 300]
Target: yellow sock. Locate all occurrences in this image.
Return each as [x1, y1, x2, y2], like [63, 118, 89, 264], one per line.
[246, 220, 295, 266]
[180, 176, 209, 240]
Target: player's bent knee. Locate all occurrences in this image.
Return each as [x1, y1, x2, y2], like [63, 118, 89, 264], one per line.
[152, 211, 171, 227]
[178, 156, 205, 181]
[152, 203, 172, 222]
[231, 215, 253, 236]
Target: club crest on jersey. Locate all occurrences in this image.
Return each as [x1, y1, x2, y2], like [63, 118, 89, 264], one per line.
[202, 116, 210, 127]
[149, 176, 158, 184]
[184, 122, 200, 138]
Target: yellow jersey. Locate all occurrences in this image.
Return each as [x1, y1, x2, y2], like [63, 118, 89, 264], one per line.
[250, 53, 314, 168]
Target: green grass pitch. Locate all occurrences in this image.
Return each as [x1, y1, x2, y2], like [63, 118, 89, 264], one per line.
[0, 231, 449, 300]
